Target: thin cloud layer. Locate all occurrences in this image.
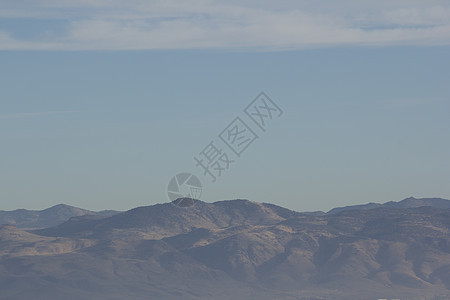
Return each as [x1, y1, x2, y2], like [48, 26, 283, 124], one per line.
[1, 0, 450, 50]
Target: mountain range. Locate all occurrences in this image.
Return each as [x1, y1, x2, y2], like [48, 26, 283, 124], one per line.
[0, 204, 119, 229]
[328, 197, 450, 214]
[1, 197, 450, 300]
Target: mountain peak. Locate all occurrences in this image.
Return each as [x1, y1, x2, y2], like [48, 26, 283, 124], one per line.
[34, 199, 293, 239]
[3, 198, 450, 299]
[172, 197, 198, 207]
[44, 203, 78, 209]
[0, 204, 120, 229]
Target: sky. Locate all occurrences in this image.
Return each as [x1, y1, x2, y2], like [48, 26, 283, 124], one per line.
[1, 1, 450, 212]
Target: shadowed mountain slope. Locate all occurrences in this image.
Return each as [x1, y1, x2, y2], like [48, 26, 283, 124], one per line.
[1, 198, 450, 300]
[34, 199, 295, 239]
[0, 204, 120, 229]
[328, 197, 450, 214]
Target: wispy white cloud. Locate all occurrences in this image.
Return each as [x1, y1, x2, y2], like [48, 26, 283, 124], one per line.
[0, 0, 450, 51]
[0, 111, 83, 119]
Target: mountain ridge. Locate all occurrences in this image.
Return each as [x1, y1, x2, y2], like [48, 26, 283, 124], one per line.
[327, 196, 450, 214]
[2, 198, 450, 299]
[3, 196, 449, 230]
[0, 204, 120, 229]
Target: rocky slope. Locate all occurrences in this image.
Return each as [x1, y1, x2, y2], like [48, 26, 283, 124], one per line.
[1, 198, 450, 300]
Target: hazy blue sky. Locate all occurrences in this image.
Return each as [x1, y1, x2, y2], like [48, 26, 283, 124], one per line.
[1, 1, 450, 212]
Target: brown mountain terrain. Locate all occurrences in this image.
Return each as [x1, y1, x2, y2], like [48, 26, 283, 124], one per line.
[1, 199, 450, 300]
[0, 204, 119, 229]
